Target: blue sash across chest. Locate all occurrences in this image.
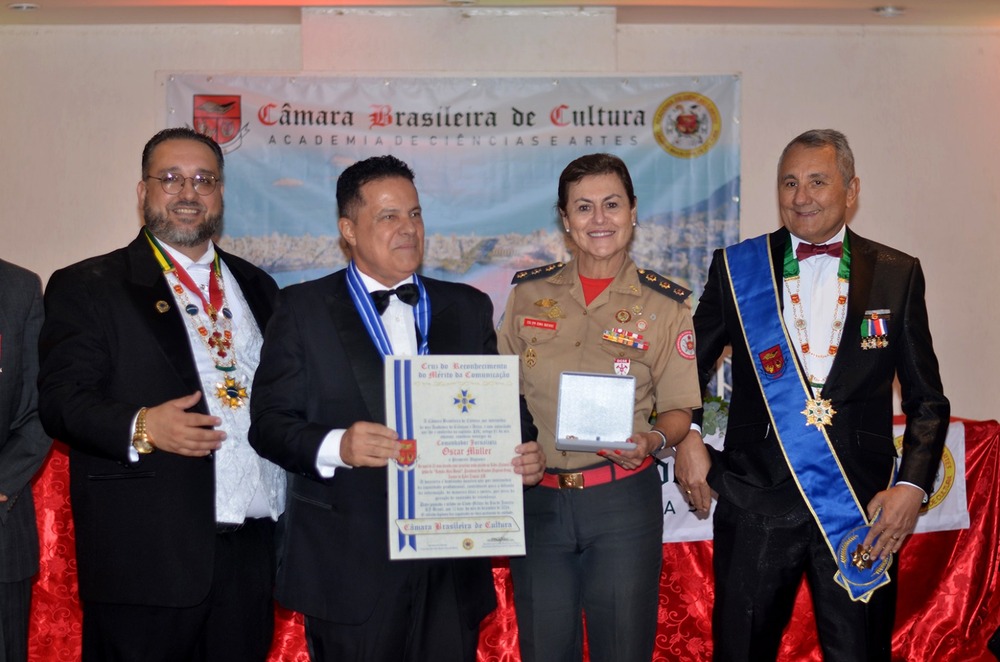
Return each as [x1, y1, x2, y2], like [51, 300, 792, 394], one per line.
[724, 235, 891, 602]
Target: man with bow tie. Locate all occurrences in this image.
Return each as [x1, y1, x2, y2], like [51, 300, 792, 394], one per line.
[674, 129, 950, 661]
[38, 127, 285, 661]
[249, 155, 545, 662]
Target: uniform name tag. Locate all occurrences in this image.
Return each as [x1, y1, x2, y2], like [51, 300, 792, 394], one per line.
[523, 318, 558, 331]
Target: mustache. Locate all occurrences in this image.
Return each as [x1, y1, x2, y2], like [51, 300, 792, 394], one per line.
[142, 199, 224, 247]
[168, 200, 207, 212]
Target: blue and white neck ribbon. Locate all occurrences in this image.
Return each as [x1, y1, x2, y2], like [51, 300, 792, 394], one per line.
[346, 261, 430, 552]
[725, 235, 891, 602]
[345, 261, 431, 358]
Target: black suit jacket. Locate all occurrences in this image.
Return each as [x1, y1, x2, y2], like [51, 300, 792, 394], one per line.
[0, 260, 51, 583]
[38, 231, 277, 606]
[250, 270, 523, 627]
[694, 228, 950, 516]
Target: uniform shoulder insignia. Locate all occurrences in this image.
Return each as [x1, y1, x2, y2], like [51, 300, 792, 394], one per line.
[510, 261, 566, 284]
[636, 268, 692, 303]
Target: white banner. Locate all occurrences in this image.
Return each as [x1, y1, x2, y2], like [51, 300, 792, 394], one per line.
[659, 422, 969, 542]
[164, 74, 741, 319]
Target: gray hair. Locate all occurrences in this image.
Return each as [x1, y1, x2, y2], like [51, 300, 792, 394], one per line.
[778, 129, 855, 186]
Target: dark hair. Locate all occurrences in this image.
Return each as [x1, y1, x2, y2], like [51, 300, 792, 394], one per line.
[141, 127, 225, 180]
[337, 155, 416, 220]
[557, 153, 636, 215]
[779, 129, 855, 185]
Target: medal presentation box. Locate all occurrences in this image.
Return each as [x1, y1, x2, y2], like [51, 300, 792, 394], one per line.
[555, 371, 637, 452]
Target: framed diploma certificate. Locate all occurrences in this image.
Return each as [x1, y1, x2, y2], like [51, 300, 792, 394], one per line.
[385, 355, 525, 560]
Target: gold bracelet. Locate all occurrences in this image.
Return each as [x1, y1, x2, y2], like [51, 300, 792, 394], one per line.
[132, 407, 156, 455]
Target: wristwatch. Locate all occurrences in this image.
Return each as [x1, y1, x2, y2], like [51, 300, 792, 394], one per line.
[132, 407, 156, 455]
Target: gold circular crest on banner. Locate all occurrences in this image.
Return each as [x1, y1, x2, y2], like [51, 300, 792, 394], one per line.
[894, 434, 956, 511]
[653, 92, 722, 159]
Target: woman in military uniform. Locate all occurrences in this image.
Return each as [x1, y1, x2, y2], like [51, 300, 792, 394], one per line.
[498, 153, 702, 662]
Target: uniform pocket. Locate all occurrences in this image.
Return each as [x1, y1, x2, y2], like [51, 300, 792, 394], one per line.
[516, 316, 561, 346]
[598, 337, 648, 363]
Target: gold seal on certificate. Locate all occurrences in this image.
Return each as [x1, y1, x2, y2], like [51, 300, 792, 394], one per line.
[385, 355, 525, 560]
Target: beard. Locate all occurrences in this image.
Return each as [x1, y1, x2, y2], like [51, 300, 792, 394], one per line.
[143, 198, 224, 248]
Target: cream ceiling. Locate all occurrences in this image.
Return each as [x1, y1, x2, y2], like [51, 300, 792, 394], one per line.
[2, 0, 999, 27]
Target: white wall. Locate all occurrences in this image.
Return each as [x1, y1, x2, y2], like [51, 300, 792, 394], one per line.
[617, 24, 1000, 422]
[0, 13, 994, 419]
[0, 24, 301, 273]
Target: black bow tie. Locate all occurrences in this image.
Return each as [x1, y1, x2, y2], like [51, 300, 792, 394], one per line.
[371, 283, 419, 314]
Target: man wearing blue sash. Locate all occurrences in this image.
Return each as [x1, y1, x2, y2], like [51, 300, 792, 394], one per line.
[674, 130, 949, 661]
[249, 155, 545, 662]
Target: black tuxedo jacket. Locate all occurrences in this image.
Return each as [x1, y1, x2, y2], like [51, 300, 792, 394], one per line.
[0, 260, 51, 583]
[38, 231, 277, 606]
[250, 270, 526, 627]
[694, 228, 950, 516]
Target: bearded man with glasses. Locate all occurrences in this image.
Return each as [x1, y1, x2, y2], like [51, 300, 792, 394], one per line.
[38, 127, 285, 662]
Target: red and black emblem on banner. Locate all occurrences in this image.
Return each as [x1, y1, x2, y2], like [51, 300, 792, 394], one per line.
[193, 95, 243, 149]
[759, 345, 785, 378]
[398, 439, 417, 467]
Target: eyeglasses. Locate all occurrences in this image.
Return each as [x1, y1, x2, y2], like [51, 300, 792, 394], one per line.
[145, 173, 220, 196]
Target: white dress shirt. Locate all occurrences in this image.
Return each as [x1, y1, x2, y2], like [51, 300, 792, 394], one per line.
[782, 226, 848, 392]
[315, 271, 419, 477]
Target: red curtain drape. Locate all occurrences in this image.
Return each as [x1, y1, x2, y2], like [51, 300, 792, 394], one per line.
[28, 419, 1000, 661]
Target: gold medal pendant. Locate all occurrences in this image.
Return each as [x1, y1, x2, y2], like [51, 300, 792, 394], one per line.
[216, 374, 249, 410]
[802, 397, 836, 430]
[850, 542, 875, 570]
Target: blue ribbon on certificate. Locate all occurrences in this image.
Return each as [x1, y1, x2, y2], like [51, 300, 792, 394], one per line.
[392, 358, 418, 551]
